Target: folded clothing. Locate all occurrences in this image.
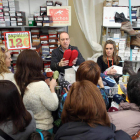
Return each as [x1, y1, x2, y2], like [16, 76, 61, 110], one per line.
[100, 73, 116, 87]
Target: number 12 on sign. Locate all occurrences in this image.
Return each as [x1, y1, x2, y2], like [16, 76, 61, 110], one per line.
[9, 38, 29, 48]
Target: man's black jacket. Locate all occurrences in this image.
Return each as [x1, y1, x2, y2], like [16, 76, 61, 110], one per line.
[50, 45, 85, 73]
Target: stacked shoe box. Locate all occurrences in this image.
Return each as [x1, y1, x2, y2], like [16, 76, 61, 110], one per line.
[16, 11, 26, 26]
[32, 1, 63, 27]
[128, 7, 137, 22]
[0, 0, 27, 26]
[118, 38, 126, 61]
[28, 15, 35, 26]
[48, 29, 58, 54]
[33, 5, 53, 27]
[40, 34, 49, 58]
[31, 28, 41, 54]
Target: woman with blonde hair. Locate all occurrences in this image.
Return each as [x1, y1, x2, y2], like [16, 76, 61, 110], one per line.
[0, 46, 13, 81]
[97, 40, 122, 83]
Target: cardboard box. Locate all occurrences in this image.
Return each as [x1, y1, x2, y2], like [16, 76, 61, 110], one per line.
[112, 0, 119, 6]
[31, 34, 39, 39]
[9, 11, 15, 16]
[3, 7, 9, 11]
[43, 16, 50, 21]
[16, 11, 25, 17]
[10, 21, 16, 26]
[49, 34, 57, 39]
[41, 40, 49, 44]
[0, 21, 6, 27]
[17, 21, 26, 26]
[10, 7, 16, 11]
[31, 29, 40, 35]
[55, 1, 62, 6]
[3, 11, 9, 16]
[37, 16, 43, 21]
[17, 16, 25, 21]
[40, 35, 49, 41]
[49, 39, 58, 44]
[4, 16, 10, 21]
[43, 20, 53, 26]
[34, 12, 40, 17]
[40, 6, 47, 12]
[46, 1, 53, 6]
[2, 1, 8, 7]
[10, 16, 16, 21]
[103, 0, 112, 7]
[36, 21, 42, 26]
[0, 12, 3, 17]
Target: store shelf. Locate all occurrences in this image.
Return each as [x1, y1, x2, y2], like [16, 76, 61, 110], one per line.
[12, 57, 51, 62]
[0, 26, 22, 28]
[119, 61, 140, 63]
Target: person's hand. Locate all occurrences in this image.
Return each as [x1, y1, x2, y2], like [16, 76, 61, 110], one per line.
[72, 57, 78, 65]
[63, 87, 68, 93]
[107, 67, 117, 75]
[98, 77, 104, 88]
[59, 58, 69, 67]
[49, 79, 57, 93]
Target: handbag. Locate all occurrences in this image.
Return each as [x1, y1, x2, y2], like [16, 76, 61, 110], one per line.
[132, 130, 140, 140]
[0, 129, 14, 140]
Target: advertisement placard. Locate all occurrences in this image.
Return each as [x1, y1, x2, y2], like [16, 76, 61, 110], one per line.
[47, 6, 71, 26]
[103, 7, 128, 27]
[4, 31, 31, 50]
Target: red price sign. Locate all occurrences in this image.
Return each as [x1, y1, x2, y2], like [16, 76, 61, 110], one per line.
[4, 31, 31, 50]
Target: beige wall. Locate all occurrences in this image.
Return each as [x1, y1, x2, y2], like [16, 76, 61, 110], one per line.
[68, 0, 104, 60]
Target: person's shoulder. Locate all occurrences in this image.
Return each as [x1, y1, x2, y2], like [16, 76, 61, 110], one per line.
[0, 72, 14, 80]
[52, 46, 60, 52]
[27, 81, 47, 89]
[97, 55, 103, 60]
[99, 55, 103, 58]
[3, 72, 14, 76]
[71, 46, 78, 50]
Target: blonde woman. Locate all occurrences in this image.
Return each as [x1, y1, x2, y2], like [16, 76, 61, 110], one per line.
[0, 47, 13, 81]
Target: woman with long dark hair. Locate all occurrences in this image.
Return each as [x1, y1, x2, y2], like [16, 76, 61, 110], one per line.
[14, 49, 58, 134]
[0, 80, 36, 140]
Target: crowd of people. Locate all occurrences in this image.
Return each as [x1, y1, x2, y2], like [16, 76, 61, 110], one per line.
[0, 32, 139, 140]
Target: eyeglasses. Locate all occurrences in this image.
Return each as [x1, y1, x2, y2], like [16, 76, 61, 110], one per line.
[1, 47, 5, 53]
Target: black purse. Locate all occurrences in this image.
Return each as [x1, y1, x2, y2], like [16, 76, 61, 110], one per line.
[0, 129, 14, 140]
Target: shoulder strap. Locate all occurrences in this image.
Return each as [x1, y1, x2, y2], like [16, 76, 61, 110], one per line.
[0, 129, 14, 140]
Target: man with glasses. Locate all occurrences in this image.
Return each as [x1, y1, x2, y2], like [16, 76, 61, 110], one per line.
[50, 32, 85, 73]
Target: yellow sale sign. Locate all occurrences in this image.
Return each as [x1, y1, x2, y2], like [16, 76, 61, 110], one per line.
[4, 31, 31, 50]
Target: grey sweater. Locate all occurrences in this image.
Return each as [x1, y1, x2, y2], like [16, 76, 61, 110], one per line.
[0, 110, 36, 140]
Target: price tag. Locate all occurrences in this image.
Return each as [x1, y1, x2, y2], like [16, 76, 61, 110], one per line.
[4, 31, 31, 50]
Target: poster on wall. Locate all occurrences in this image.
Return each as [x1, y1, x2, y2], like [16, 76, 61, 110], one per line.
[103, 7, 128, 27]
[4, 31, 31, 50]
[47, 6, 71, 26]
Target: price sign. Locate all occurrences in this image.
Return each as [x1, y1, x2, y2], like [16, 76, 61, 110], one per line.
[4, 31, 31, 50]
